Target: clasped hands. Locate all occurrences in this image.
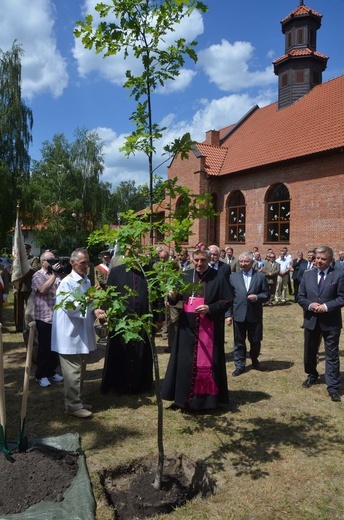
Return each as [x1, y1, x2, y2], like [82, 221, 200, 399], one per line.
[310, 302, 326, 313]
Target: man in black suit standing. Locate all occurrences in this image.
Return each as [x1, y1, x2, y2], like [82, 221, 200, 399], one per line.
[298, 246, 344, 402]
[291, 251, 307, 302]
[334, 250, 344, 270]
[226, 252, 269, 375]
[209, 245, 231, 278]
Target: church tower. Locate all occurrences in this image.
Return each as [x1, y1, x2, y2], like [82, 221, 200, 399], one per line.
[273, 1, 328, 109]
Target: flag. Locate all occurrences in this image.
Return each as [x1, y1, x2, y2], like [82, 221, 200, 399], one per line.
[11, 216, 30, 286]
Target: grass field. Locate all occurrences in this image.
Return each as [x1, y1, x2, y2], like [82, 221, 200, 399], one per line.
[1, 294, 344, 520]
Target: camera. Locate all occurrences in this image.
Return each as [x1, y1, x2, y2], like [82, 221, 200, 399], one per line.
[46, 256, 72, 275]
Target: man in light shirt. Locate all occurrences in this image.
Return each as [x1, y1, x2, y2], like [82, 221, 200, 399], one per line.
[52, 248, 106, 418]
[275, 249, 291, 302]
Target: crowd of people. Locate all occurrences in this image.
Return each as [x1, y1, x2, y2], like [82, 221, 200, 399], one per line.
[1, 242, 343, 417]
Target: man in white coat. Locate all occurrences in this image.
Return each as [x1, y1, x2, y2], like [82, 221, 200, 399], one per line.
[52, 248, 106, 418]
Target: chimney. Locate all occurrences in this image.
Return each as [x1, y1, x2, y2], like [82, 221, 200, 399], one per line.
[205, 130, 220, 146]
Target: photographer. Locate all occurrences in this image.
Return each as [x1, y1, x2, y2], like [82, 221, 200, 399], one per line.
[31, 251, 64, 388]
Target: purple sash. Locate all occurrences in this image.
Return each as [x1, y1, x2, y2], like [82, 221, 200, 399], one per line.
[184, 297, 218, 395]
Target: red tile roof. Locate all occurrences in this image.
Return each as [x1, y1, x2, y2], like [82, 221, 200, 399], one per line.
[194, 75, 344, 177]
[281, 4, 322, 23]
[274, 48, 328, 65]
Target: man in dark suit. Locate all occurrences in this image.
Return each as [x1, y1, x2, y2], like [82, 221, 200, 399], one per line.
[226, 252, 269, 375]
[298, 246, 344, 402]
[297, 249, 316, 283]
[209, 245, 231, 278]
[334, 250, 344, 270]
[291, 251, 307, 302]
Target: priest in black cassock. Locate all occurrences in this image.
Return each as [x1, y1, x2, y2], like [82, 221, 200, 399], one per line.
[100, 263, 163, 394]
[161, 249, 233, 411]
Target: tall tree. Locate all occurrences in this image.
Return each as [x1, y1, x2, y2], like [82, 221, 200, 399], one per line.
[75, 0, 207, 241]
[75, 0, 209, 490]
[0, 41, 33, 243]
[23, 129, 112, 253]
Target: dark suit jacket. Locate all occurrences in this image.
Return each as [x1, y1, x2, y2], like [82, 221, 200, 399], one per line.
[297, 262, 314, 282]
[335, 259, 344, 270]
[227, 270, 269, 323]
[298, 267, 344, 331]
[213, 261, 231, 278]
[292, 258, 307, 280]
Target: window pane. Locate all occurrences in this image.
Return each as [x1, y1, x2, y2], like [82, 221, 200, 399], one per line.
[265, 184, 290, 243]
[227, 191, 246, 243]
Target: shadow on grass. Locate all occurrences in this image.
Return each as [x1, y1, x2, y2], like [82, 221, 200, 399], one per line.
[224, 357, 294, 371]
[251, 360, 294, 372]
[179, 412, 344, 481]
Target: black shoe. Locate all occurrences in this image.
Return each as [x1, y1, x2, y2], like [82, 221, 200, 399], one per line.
[302, 376, 318, 388]
[328, 391, 341, 402]
[167, 403, 180, 411]
[232, 368, 245, 377]
[251, 359, 260, 370]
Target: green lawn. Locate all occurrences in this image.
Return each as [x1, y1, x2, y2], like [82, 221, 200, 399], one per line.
[1, 296, 344, 520]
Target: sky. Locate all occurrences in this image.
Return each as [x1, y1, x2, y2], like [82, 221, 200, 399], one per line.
[1, 0, 344, 188]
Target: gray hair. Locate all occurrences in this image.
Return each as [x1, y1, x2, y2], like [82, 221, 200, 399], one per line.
[70, 248, 89, 261]
[208, 245, 220, 255]
[315, 246, 334, 259]
[239, 252, 254, 262]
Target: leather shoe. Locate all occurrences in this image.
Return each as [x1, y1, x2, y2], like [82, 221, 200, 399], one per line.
[251, 359, 260, 370]
[167, 403, 180, 411]
[329, 391, 341, 402]
[302, 376, 318, 388]
[232, 368, 245, 377]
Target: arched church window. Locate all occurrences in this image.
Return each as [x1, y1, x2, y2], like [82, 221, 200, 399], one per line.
[226, 191, 245, 243]
[265, 184, 290, 243]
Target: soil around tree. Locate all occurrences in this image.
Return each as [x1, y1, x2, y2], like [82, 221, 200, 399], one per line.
[101, 453, 216, 519]
[0, 444, 79, 515]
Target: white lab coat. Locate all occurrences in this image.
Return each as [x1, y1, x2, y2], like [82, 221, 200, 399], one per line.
[51, 270, 97, 354]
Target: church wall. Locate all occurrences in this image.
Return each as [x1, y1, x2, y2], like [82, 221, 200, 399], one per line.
[207, 151, 344, 258]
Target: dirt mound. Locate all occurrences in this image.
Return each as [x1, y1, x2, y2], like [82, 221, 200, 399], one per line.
[0, 444, 78, 515]
[101, 453, 216, 519]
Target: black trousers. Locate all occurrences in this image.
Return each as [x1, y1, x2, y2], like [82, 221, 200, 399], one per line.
[233, 320, 261, 369]
[35, 320, 59, 379]
[304, 323, 341, 392]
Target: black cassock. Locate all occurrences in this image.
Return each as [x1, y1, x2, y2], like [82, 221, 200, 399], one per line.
[101, 264, 160, 394]
[161, 267, 233, 410]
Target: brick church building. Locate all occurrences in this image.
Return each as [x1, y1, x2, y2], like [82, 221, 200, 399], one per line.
[165, 1, 343, 256]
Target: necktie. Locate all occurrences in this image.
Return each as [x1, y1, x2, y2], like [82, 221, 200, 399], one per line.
[307, 262, 312, 269]
[318, 271, 325, 291]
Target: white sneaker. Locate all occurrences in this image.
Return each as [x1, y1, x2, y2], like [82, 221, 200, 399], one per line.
[50, 373, 64, 383]
[36, 377, 51, 388]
